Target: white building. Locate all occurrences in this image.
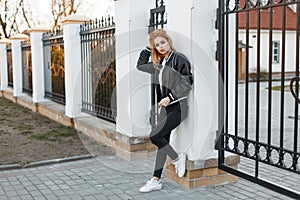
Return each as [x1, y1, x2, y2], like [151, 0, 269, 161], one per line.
[238, 1, 298, 80]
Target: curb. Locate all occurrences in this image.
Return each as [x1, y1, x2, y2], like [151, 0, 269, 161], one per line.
[0, 164, 22, 171]
[0, 154, 95, 171]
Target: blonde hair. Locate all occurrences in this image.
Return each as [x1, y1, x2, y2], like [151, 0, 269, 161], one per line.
[149, 29, 176, 65]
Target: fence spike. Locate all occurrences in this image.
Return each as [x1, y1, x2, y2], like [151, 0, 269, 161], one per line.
[101, 17, 104, 27]
[108, 16, 111, 26]
[112, 16, 115, 25]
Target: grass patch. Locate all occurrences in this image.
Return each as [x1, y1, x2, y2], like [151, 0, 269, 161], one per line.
[20, 130, 33, 135]
[0, 130, 10, 135]
[0, 97, 90, 166]
[30, 127, 77, 142]
[15, 124, 34, 131]
[266, 85, 293, 92]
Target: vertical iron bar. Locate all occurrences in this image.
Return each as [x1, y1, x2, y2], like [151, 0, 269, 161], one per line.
[293, 2, 300, 171]
[84, 26, 87, 111]
[279, 2, 287, 167]
[234, 0, 239, 152]
[225, 1, 229, 152]
[245, 0, 250, 155]
[84, 30, 87, 110]
[267, 1, 273, 163]
[87, 31, 90, 111]
[255, 5, 261, 178]
[218, 0, 225, 166]
[81, 27, 84, 111]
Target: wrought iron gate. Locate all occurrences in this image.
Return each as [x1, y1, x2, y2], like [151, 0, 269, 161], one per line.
[217, 0, 300, 198]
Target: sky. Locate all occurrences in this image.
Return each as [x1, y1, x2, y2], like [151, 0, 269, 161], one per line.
[28, 0, 114, 27]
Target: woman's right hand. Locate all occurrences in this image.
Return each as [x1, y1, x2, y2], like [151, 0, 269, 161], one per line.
[146, 46, 151, 52]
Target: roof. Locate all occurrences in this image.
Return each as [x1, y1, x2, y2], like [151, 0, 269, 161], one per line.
[238, 0, 297, 30]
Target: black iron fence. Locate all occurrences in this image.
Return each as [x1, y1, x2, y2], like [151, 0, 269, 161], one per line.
[217, 0, 300, 198]
[80, 17, 116, 123]
[21, 40, 32, 95]
[148, 0, 167, 33]
[6, 44, 13, 87]
[42, 28, 65, 105]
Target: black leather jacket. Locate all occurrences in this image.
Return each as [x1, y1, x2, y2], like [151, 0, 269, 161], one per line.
[136, 48, 193, 105]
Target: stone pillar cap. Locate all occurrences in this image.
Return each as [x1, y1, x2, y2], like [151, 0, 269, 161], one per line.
[0, 38, 11, 44]
[9, 33, 30, 41]
[27, 26, 51, 33]
[61, 14, 91, 25]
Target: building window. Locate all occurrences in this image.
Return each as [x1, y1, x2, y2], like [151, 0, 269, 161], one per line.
[272, 41, 280, 63]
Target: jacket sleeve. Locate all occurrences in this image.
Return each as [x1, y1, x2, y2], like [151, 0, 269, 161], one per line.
[167, 53, 193, 102]
[136, 47, 156, 74]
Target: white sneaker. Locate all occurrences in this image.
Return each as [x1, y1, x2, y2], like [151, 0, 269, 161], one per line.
[139, 178, 162, 193]
[173, 153, 186, 177]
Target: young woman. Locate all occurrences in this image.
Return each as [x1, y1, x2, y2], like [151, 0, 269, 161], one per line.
[136, 29, 193, 193]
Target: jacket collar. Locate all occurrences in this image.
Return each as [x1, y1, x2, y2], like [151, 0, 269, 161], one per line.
[165, 51, 174, 63]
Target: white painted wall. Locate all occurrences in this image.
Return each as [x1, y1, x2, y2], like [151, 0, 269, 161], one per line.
[239, 30, 297, 73]
[115, 0, 154, 137]
[62, 17, 89, 118]
[10, 40, 23, 97]
[165, 0, 219, 161]
[0, 43, 8, 90]
[115, 0, 221, 160]
[29, 31, 46, 102]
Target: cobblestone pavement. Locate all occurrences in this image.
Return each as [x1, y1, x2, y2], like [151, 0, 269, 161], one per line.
[0, 157, 294, 200]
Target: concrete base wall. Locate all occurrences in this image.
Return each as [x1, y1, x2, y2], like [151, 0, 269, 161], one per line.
[74, 116, 156, 160]
[166, 155, 240, 188]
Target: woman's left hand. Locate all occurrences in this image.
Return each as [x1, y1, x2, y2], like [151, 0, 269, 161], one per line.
[158, 97, 170, 107]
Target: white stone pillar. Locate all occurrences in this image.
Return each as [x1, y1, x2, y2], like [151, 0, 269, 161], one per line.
[0, 39, 10, 90]
[9, 34, 29, 97]
[115, 0, 154, 137]
[61, 15, 90, 118]
[28, 28, 49, 102]
[165, 0, 219, 161]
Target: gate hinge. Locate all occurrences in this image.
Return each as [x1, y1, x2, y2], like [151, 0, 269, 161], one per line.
[215, 8, 220, 29]
[215, 40, 220, 61]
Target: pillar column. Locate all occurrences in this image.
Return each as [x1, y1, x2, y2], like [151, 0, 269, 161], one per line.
[164, 0, 239, 188]
[0, 39, 10, 90]
[61, 15, 90, 118]
[115, 0, 154, 137]
[28, 28, 50, 102]
[9, 34, 29, 97]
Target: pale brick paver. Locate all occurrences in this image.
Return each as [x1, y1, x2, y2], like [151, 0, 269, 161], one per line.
[0, 157, 294, 200]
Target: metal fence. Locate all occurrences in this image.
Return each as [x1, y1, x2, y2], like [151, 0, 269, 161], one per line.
[21, 40, 32, 95]
[80, 17, 116, 123]
[148, 0, 167, 33]
[6, 44, 13, 87]
[42, 28, 65, 105]
[217, 0, 300, 198]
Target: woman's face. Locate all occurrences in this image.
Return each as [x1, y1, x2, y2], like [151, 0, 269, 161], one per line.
[154, 36, 171, 55]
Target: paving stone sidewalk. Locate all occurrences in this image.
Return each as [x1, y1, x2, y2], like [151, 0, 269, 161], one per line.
[0, 156, 294, 200]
